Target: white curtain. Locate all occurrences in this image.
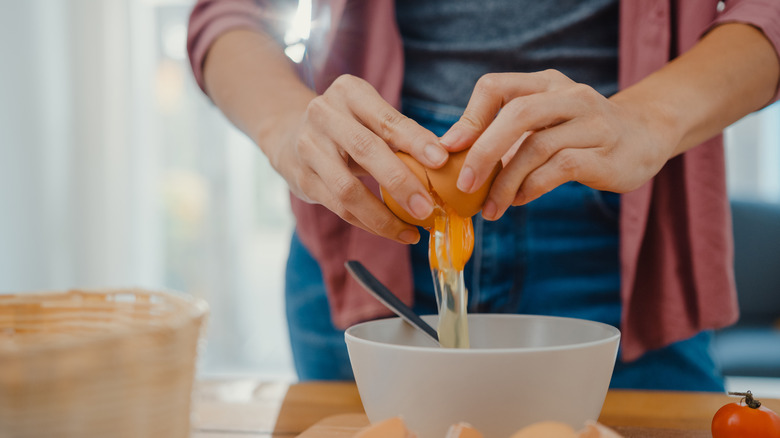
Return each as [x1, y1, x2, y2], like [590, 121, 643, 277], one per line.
[0, 0, 778, 379]
[0, 0, 295, 379]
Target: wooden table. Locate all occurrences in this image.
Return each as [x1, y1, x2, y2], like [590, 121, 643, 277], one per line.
[191, 380, 780, 437]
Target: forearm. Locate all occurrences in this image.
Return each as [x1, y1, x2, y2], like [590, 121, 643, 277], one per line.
[613, 23, 780, 158]
[202, 28, 316, 158]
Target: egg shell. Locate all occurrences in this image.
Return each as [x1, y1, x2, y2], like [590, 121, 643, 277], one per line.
[508, 421, 578, 438]
[381, 150, 502, 228]
[354, 417, 416, 438]
[380, 152, 435, 228]
[445, 422, 484, 438]
[426, 149, 502, 219]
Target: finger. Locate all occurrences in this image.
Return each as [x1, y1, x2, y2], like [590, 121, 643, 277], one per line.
[308, 98, 436, 222]
[308, 158, 422, 244]
[458, 87, 589, 194]
[513, 147, 600, 206]
[291, 128, 423, 244]
[481, 121, 598, 220]
[301, 174, 369, 229]
[311, 173, 421, 245]
[328, 190, 422, 245]
[330, 75, 449, 169]
[440, 70, 574, 152]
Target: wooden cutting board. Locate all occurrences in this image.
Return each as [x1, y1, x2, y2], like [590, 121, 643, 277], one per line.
[295, 414, 711, 438]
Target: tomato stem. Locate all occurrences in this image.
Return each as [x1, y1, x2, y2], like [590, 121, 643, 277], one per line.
[728, 390, 762, 409]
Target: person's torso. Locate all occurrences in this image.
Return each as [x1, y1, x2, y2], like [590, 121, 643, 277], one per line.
[395, 0, 619, 108]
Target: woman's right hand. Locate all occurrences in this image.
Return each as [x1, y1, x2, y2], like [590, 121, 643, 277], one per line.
[266, 74, 449, 244]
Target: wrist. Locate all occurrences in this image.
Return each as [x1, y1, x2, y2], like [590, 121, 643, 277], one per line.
[611, 87, 683, 164]
[251, 110, 305, 170]
[611, 23, 780, 160]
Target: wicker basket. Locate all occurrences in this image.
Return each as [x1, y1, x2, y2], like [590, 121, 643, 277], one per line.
[0, 288, 208, 438]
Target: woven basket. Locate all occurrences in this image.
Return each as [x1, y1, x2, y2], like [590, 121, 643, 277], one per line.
[0, 288, 208, 438]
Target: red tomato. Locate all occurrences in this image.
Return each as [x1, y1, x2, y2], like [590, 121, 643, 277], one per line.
[712, 391, 780, 438]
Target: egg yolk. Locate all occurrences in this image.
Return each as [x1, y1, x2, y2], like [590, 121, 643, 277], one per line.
[428, 204, 474, 272]
[425, 191, 474, 349]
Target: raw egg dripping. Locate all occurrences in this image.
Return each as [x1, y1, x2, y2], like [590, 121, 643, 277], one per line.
[428, 202, 474, 272]
[381, 150, 500, 348]
[428, 193, 473, 348]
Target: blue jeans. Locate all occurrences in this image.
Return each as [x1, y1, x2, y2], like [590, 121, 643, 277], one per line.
[285, 98, 724, 391]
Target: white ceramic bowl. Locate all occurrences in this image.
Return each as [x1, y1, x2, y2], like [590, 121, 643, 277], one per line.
[345, 314, 620, 438]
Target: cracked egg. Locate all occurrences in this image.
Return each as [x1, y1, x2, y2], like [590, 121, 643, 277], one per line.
[381, 150, 501, 229]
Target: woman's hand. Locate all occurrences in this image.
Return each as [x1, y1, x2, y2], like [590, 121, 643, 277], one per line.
[440, 69, 678, 221]
[205, 31, 448, 244]
[441, 22, 780, 222]
[268, 74, 449, 244]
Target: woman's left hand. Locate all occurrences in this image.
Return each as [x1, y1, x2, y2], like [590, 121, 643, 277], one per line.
[440, 69, 678, 220]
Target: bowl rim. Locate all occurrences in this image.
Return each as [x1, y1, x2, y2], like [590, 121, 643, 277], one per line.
[345, 313, 621, 354]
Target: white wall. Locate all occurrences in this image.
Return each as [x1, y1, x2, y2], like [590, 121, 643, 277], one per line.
[0, 0, 295, 380]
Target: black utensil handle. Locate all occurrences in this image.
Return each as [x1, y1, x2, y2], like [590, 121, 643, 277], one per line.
[345, 260, 439, 343]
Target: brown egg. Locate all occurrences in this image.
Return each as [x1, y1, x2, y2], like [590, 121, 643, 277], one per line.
[381, 150, 501, 228]
[380, 152, 435, 229]
[446, 422, 484, 438]
[354, 417, 415, 438]
[426, 149, 501, 219]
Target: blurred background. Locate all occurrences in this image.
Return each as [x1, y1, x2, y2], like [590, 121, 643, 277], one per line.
[1, 0, 778, 386]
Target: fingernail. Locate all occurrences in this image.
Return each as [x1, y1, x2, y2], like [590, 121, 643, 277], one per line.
[440, 126, 462, 148]
[482, 199, 497, 220]
[409, 193, 434, 220]
[399, 229, 420, 244]
[457, 166, 476, 193]
[423, 144, 447, 166]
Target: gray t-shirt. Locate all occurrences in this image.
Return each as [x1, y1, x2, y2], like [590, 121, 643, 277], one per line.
[395, 0, 619, 109]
